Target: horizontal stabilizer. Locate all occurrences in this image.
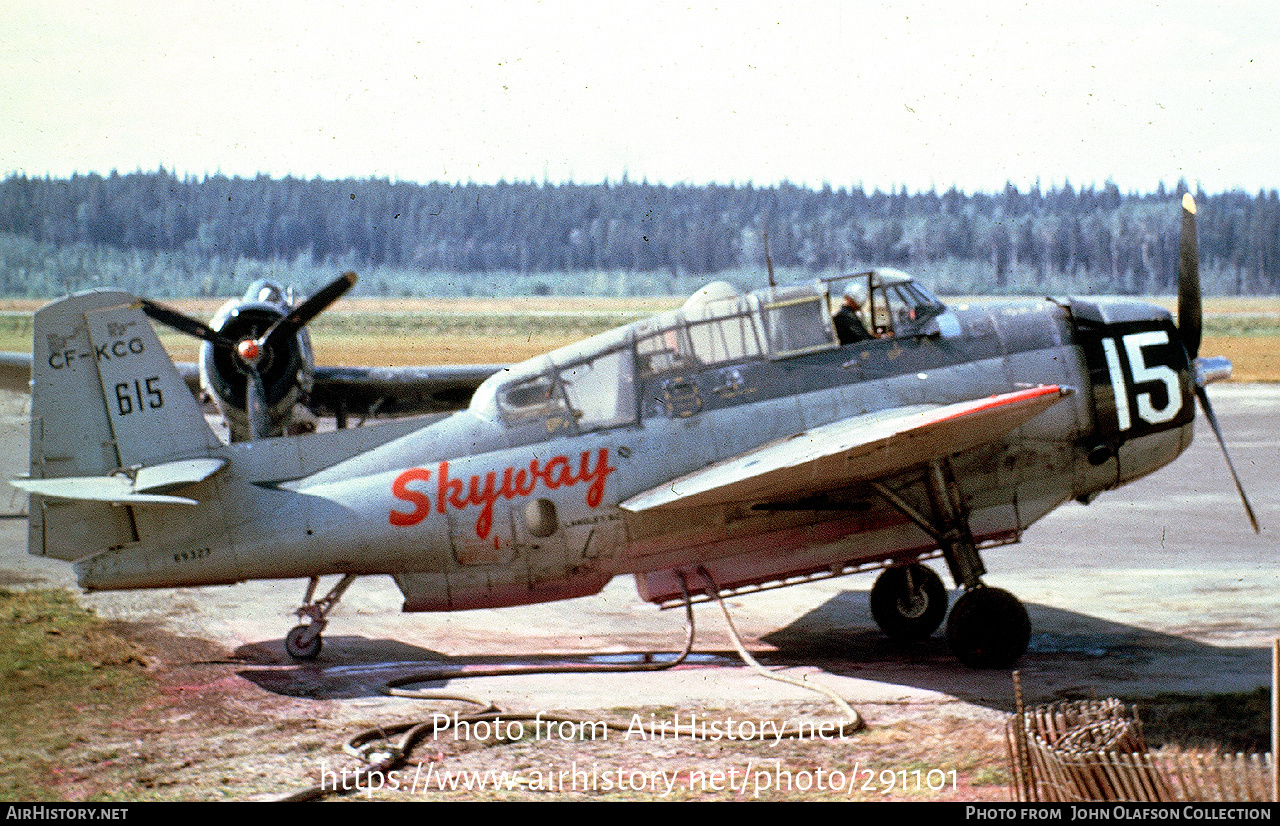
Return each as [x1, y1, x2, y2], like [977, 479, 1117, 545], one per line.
[13, 457, 226, 506]
[621, 385, 1072, 513]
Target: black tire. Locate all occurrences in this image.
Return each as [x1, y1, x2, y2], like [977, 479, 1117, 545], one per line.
[870, 563, 948, 640]
[945, 586, 1030, 669]
[285, 624, 323, 660]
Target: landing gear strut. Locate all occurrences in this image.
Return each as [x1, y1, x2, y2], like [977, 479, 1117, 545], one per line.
[285, 574, 356, 661]
[870, 563, 947, 640]
[872, 459, 1032, 668]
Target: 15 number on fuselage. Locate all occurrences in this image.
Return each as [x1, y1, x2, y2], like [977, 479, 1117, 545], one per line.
[1087, 324, 1193, 440]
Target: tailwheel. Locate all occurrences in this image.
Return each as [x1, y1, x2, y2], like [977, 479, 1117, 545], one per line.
[870, 563, 948, 640]
[285, 573, 357, 661]
[945, 586, 1030, 669]
[285, 623, 323, 660]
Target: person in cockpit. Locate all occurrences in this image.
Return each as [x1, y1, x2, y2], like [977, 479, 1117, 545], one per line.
[833, 283, 871, 345]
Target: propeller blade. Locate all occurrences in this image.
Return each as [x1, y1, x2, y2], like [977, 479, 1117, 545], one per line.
[140, 299, 237, 349]
[1195, 386, 1260, 533]
[1177, 193, 1202, 360]
[265, 271, 358, 344]
[245, 367, 271, 441]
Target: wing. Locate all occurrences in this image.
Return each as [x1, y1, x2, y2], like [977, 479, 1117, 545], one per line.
[176, 360, 201, 395]
[620, 385, 1072, 513]
[307, 364, 505, 417]
[0, 352, 202, 396]
[0, 352, 31, 392]
[0, 351, 499, 418]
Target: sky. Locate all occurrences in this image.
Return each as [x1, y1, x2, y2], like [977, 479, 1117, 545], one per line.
[3, 0, 1279, 194]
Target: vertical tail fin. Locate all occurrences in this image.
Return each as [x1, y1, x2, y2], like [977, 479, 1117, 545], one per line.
[26, 290, 220, 560]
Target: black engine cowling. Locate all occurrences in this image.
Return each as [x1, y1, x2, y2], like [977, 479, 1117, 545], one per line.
[199, 285, 316, 438]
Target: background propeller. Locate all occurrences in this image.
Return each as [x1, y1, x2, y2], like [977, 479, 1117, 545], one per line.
[1177, 194, 1260, 532]
[141, 271, 357, 439]
[138, 298, 236, 349]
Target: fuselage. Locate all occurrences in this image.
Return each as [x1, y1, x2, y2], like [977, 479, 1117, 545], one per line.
[74, 284, 1196, 612]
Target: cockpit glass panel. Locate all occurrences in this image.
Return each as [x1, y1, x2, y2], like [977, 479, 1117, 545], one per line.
[559, 347, 636, 431]
[886, 286, 914, 333]
[762, 289, 837, 357]
[637, 295, 767, 375]
[824, 269, 948, 339]
[908, 281, 945, 310]
[869, 289, 893, 335]
[876, 283, 946, 336]
[497, 373, 568, 425]
[636, 324, 694, 377]
[686, 308, 764, 366]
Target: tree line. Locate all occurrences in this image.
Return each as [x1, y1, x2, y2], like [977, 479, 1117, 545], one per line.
[0, 170, 1276, 297]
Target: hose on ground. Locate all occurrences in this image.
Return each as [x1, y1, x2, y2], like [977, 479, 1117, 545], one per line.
[275, 571, 863, 801]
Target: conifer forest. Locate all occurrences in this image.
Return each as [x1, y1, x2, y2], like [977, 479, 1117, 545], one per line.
[1, 171, 1276, 298]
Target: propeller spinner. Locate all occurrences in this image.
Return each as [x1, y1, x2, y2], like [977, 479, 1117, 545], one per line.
[1178, 195, 1260, 532]
[142, 272, 357, 440]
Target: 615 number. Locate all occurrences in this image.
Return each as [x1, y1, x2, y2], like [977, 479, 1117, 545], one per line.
[115, 377, 164, 416]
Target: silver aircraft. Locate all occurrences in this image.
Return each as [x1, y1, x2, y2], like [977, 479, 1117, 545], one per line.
[9, 195, 1256, 666]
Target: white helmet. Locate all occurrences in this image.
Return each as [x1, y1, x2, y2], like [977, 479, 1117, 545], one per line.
[842, 281, 868, 307]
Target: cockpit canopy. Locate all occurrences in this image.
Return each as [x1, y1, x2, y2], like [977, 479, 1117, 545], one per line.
[835, 268, 947, 337]
[470, 268, 947, 433]
[243, 278, 291, 306]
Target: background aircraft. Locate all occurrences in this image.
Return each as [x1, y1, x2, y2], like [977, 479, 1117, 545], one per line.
[0, 276, 501, 441]
[7, 195, 1256, 667]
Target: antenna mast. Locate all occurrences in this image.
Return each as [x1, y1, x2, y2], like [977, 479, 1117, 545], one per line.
[763, 229, 777, 288]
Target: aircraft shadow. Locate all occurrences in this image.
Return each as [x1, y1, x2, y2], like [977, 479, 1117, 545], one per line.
[759, 590, 1271, 711]
[234, 590, 1268, 710]
[234, 636, 733, 701]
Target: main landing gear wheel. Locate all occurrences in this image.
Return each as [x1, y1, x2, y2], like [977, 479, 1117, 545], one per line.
[870, 563, 948, 640]
[285, 624, 323, 660]
[945, 586, 1030, 669]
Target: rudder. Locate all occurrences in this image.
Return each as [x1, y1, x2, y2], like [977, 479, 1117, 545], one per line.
[25, 290, 220, 560]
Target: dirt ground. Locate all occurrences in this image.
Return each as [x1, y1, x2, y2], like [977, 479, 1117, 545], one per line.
[35, 601, 1015, 802]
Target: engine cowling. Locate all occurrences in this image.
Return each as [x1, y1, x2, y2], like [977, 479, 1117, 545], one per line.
[199, 281, 316, 440]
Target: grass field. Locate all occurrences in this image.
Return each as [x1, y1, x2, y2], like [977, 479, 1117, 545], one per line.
[0, 589, 152, 800]
[0, 296, 1275, 379]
